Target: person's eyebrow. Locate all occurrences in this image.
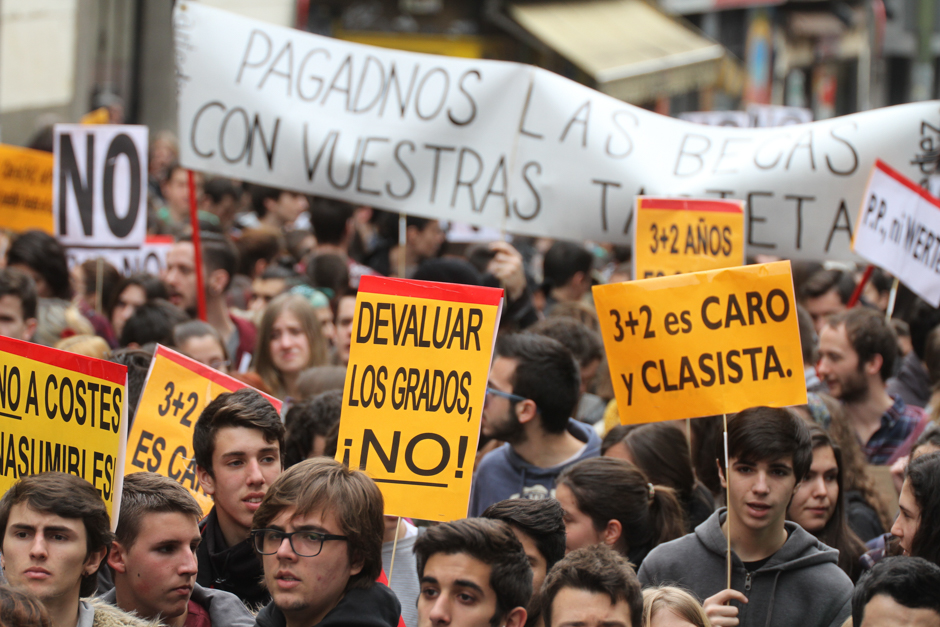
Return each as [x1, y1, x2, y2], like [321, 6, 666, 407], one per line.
[453, 579, 485, 594]
[899, 504, 915, 518]
[8, 523, 36, 532]
[419, 576, 439, 585]
[219, 451, 247, 459]
[258, 447, 279, 456]
[293, 524, 330, 534]
[40, 525, 76, 535]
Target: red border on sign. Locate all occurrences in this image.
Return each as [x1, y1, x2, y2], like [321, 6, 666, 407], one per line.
[0, 335, 126, 385]
[875, 159, 940, 211]
[359, 276, 504, 306]
[153, 345, 282, 409]
[639, 197, 744, 214]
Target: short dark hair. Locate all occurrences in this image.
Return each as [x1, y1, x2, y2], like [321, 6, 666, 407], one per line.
[528, 317, 603, 368]
[904, 451, 940, 566]
[6, 230, 71, 300]
[253, 457, 384, 590]
[250, 184, 286, 218]
[495, 333, 580, 433]
[482, 498, 566, 574]
[192, 388, 285, 476]
[107, 348, 153, 426]
[0, 268, 37, 320]
[719, 406, 813, 483]
[908, 299, 940, 361]
[283, 390, 343, 467]
[542, 242, 593, 290]
[852, 556, 940, 627]
[0, 472, 112, 597]
[115, 472, 203, 549]
[827, 307, 898, 381]
[173, 320, 228, 359]
[181, 232, 238, 292]
[235, 228, 282, 277]
[306, 253, 350, 298]
[203, 177, 239, 204]
[415, 518, 532, 624]
[309, 197, 354, 246]
[540, 545, 643, 627]
[800, 268, 855, 305]
[119, 299, 188, 347]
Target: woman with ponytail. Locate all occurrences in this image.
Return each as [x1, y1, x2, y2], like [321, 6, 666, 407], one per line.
[555, 457, 686, 568]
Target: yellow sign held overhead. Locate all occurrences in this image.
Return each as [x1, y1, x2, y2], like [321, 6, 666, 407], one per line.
[0, 144, 54, 234]
[125, 345, 281, 515]
[633, 197, 746, 280]
[0, 337, 127, 522]
[336, 276, 503, 521]
[594, 261, 806, 424]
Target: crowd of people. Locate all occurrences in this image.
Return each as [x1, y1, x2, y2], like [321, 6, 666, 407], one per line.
[0, 133, 939, 627]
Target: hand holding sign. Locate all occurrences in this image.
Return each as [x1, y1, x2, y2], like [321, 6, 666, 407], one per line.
[593, 261, 806, 424]
[336, 276, 503, 521]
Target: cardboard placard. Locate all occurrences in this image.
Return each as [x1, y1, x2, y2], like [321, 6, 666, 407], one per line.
[0, 144, 54, 234]
[593, 261, 807, 424]
[336, 276, 503, 521]
[853, 159, 940, 306]
[633, 197, 746, 279]
[0, 336, 128, 524]
[125, 345, 281, 514]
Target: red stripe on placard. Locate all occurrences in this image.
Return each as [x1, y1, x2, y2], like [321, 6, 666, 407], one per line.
[874, 159, 940, 210]
[639, 197, 744, 214]
[359, 276, 504, 306]
[0, 335, 127, 385]
[154, 345, 281, 409]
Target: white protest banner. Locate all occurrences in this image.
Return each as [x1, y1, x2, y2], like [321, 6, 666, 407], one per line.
[175, 1, 940, 262]
[66, 236, 175, 277]
[852, 160, 940, 307]
[53, 124, 148, 256]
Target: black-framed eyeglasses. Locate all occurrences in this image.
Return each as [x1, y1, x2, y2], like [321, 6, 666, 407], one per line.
[485, 387, 529, 405]
[250, 529, 348, 557]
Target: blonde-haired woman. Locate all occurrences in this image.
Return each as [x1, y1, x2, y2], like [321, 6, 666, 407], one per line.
[254, 293, 329, 399]
[643, 587, 711, 627]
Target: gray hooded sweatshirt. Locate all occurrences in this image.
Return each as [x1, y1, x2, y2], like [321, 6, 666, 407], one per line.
[638, 509, 852, 627]
[99, 583, 255, 627]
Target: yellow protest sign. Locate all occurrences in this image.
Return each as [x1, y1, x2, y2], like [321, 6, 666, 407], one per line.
[633, 197, 745, 279]
[0, 144, 54, 234]
[593, 261, 806, 424]
[0, 336, 127, 521]
[336, 276, 503, 521]
[125, 345, 281, 514]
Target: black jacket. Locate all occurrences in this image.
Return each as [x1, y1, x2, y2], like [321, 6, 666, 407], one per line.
[197, 508, 270, 610]
[254, 583, 401, 627]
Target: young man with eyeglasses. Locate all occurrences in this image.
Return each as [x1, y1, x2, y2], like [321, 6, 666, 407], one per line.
[252, 457, 401, 627]
[468, 333, 601, 517]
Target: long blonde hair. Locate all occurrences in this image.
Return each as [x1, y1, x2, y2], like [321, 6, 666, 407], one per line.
[254, 293, 328, 397]
[642, 587, 711, 627]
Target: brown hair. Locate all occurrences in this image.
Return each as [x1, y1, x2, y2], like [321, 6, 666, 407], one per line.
[540, 545, 642, 627]
[0, 473, 112, 597]
[0, 584, 52, 627]
[826, 307, 898, 382]
[557, 457, 686, 565]
[115, 472, 203, 549]
[192, 388, 285, 476]
[254, 293, 329, 398]
[642, 586, 710, 627]
[252, 458, 384, 590]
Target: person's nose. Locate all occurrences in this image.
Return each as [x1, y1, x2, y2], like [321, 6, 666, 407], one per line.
[180, 547, 198, 577]
[28, 536, 48, 560]
[753, 471, 770, 495]
[428, 594, 451, 625]
[245, 458, 265, 486]
[810, 476, 828, 499]
[890, 514, 904, 540]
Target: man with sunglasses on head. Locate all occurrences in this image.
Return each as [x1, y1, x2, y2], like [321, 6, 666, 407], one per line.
[468, 333, 601, 517]
[252, 457, 401, 627]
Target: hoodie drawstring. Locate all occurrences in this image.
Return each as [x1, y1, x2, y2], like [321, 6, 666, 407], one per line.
[763, 570, 783, 627]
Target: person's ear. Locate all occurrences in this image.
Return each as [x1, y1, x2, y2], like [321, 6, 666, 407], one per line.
[515, 399, 538, 426]
[197, 466, 216, 496]
[504, 606, 527, 627]
[23, 318, 37, 342]
[108, 541, 128, 574]
[863, 354, 883, 378]
[207, 269, 228, 295]
[84, 545, 108, 577]
[716, 459, 727, 489]
[603, 519, 622, 547]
